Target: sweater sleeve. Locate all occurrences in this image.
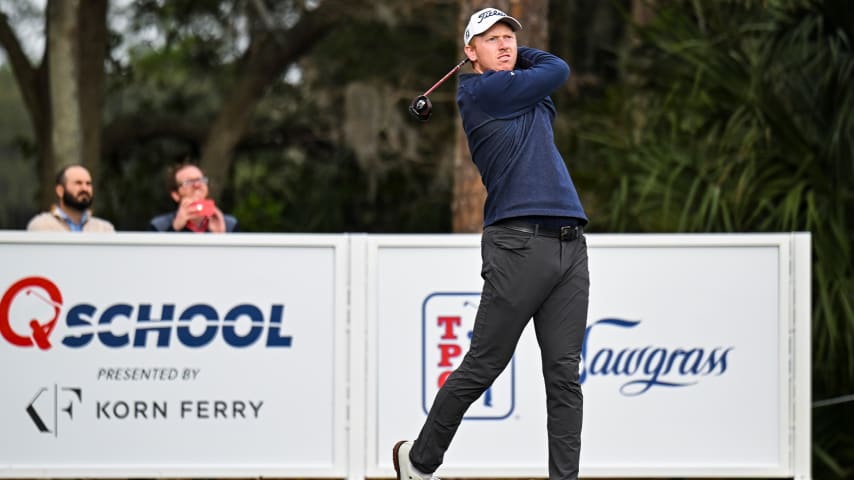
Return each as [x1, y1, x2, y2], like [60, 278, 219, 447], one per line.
[474, 47, 570, 118]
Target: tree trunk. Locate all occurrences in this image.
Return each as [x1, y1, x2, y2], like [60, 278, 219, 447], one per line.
[632, 0, 654, 26]
[77, 0, 108, 181]
[1, 1, 107, 209]
[47, 0, 82, 173]
[200, 67, 270, 199]
[453, 0, 549, 232]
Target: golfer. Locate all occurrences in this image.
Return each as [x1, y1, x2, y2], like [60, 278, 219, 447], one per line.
[394, 7, 589, 480]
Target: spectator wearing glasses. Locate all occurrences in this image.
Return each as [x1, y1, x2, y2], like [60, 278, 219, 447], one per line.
[27, 164, 115, 232]
[149, 162, 238, 233]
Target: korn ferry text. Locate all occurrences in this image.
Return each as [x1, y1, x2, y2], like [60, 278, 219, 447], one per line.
[96, 399, 264, 420]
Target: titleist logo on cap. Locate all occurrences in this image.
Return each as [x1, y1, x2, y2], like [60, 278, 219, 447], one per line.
[463, 7, 521, 45]
[476, 9, 507, 24]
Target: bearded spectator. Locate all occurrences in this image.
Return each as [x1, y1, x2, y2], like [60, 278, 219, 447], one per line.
[27, 165, 115, 232]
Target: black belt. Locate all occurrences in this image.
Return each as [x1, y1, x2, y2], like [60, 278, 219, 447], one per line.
[495, 219, 584, 242]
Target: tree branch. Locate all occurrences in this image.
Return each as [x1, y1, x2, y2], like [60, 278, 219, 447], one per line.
[101, 114, 208, 156]
[200, 0, 355, 192]
[102, 114, 328, 158]
[0, 9, 45, 131]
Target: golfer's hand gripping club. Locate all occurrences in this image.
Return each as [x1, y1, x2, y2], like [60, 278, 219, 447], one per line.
[409, 95, 432, 121]
[409, 58, 469, 121]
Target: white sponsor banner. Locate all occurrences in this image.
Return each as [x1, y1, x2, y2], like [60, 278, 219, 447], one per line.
[366, 233, 811, 479]
[1, 232, 810, 479]
[0, 233, 349, 478]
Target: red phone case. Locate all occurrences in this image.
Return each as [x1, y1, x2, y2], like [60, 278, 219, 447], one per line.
[191, 199, 215, 217]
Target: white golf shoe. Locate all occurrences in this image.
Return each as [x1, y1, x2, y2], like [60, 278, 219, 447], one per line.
[393, 440, 438, 480]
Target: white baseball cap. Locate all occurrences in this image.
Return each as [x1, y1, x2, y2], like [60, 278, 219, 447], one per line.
[463, 7, 523, 45]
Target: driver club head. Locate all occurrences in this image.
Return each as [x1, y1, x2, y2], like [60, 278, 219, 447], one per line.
[409, 95, 432, 121]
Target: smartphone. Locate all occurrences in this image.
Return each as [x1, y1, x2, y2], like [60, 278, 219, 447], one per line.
[189, 199, 216, 217]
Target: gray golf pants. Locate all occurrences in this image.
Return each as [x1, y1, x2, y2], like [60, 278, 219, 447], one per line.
[410, 223, 590, 480]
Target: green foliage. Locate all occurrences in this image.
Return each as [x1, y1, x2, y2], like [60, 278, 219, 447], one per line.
[0, 65, 37, 228]
[232, 146, 451, 233]
[89, 0, 459, 233]
[569, 0, 854, 476]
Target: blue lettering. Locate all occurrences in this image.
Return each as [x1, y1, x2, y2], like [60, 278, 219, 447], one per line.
[60, 302, 292, 349]
[176, 305, 218, 347]
[580, 318, 641, 383]
[702, 347, 733, 374]
[222, 305, 264, 347]
[98, 304, 133, 347]
[133, 304, 175, 347]
[266, 305, 292, 347]
[580, 317, 734, 396]
[613, 346, 646, 375]
[61, 304, 97, 347]
[644, 347, 667, 378]
[664, 348, 689, 374]
[618, 347, 696, 396]
[685, 348, 705, 374]
[588, 348, 612, 376]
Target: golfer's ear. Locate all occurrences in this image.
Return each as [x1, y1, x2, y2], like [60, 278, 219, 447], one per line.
[464, 44, 477, 62]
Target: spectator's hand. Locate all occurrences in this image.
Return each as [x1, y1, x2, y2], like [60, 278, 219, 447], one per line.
[172, 197, 206, 231]
[207, 206, 227, 233]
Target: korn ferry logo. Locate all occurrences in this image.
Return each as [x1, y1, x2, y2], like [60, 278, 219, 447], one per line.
[422, 292, 514, 420]
[26, 384, 83, 436]
[0, 276, 292, 349]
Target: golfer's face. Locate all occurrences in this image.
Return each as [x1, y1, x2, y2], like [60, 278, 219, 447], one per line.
[468, 23, 517, 73]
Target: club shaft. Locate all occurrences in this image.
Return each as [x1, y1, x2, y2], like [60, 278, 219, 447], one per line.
[422, 58, 469, 97]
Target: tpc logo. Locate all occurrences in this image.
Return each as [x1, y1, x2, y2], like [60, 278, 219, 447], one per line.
[421, 292, 514, 420]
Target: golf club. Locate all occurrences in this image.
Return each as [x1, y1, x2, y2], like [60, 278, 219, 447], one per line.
[409, 58, 470, 121]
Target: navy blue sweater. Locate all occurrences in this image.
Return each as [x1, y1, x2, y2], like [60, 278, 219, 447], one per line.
[457, 47, 587, 227]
